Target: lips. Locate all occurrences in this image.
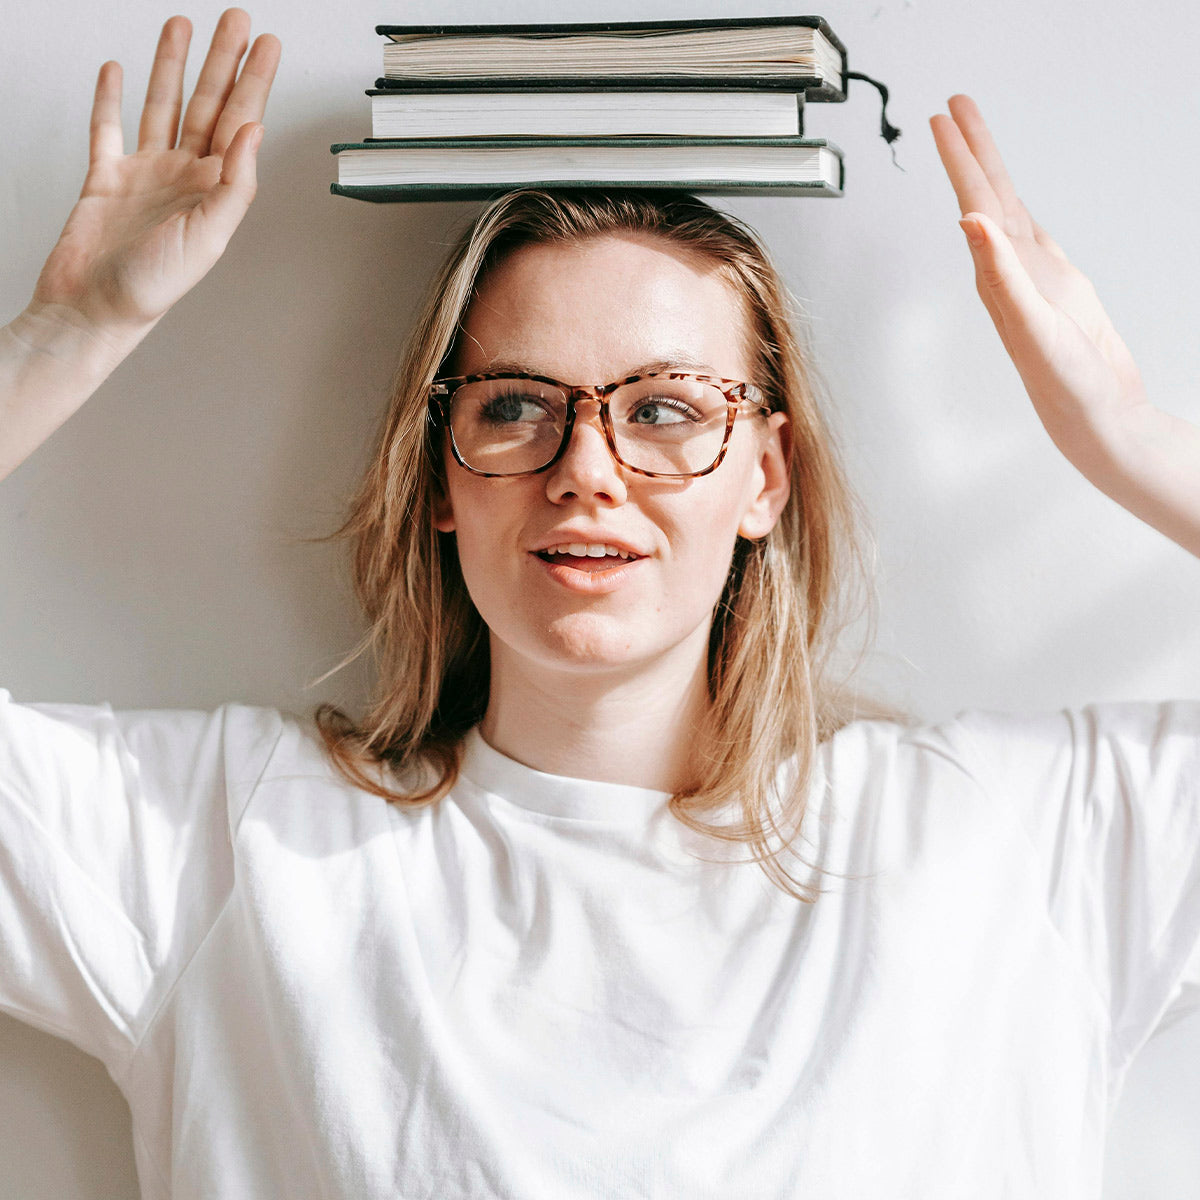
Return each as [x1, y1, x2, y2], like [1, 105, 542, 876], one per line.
[529, 533, 649, 591]
[536, 541, 642, 566]
[532, 536, 647, 559]
[530, 541, 647, 592]
[536, 551, 630, 572]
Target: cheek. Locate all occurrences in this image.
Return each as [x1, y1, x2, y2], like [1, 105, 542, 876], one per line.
[448, 515, 513, 633]
[660, 491, 750, 597]
[445, 480, 495, 555]
[440, 475, 529, 592]
[437, 450, 499, 535]
[684, 450, 768, 581]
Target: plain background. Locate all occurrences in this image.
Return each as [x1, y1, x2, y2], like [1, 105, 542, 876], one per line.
[2, 0, 1198, 1195]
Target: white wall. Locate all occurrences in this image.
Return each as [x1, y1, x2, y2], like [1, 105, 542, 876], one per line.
[2, 1, 1198, 1195]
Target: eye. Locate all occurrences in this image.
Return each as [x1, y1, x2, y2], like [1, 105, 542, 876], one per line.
[628, 396, 699, 426]
[479, 390, 555, 424]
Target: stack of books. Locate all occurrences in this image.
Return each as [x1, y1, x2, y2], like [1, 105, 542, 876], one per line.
[330, 17, 851, 202]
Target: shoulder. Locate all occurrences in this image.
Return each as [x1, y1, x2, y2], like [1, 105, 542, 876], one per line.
[824, 699, 1200, 785]
[221, 706, 412, 850]
[815, 700, 1200, 859]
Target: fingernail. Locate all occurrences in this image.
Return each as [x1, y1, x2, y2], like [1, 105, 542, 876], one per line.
[959, 217, 985, 248]
[250, 124, 264, 151]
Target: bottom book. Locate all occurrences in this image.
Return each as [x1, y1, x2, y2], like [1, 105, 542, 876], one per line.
[329, 136, 843, 201]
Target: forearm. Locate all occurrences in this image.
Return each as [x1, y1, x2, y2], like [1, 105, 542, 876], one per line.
[1080, 402, 1200, 560]
[0, 303, 152, 481]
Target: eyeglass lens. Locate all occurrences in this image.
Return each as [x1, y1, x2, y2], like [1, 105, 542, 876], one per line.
[447, 377, 732, 476]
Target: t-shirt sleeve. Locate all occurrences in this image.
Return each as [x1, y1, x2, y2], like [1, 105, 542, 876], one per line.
[0, 691, 283, 1077]
[943, 701, 1200, 1071]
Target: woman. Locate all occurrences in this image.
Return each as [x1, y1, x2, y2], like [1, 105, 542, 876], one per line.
[2, 10, 1198, 1199]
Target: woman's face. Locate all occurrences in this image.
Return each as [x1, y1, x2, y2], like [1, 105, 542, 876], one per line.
[434, 232, 791, 683]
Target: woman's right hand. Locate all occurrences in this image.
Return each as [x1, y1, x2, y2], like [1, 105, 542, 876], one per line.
[0, 10, 279, 481]
[31, 8, 280, 341]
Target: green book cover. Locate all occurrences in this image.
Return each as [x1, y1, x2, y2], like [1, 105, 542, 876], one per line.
[330, 180, 843, 202]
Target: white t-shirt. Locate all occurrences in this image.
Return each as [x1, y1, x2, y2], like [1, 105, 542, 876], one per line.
[1, 691, 1199, 1199]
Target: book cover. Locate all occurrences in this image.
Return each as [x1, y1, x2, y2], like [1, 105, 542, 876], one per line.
[330, 180, 843, 202]
[371, 76, 836, 97]
[369, 79, 820, 93]
[375, 15, 842, 50]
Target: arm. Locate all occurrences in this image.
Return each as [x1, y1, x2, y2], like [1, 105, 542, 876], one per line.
[0, 9, 280, 482]
[930, 95, 1200, 560]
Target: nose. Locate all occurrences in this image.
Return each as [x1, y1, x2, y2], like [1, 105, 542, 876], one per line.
[544, 396, 628, 507]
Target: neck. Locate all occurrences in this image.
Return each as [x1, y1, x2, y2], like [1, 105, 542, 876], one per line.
[479, 628, 711, 793]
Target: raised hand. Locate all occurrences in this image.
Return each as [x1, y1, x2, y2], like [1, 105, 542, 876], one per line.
[931, 94, 1200, 559]
[33, 8, 280, 337]
[1, 10, 280, 481]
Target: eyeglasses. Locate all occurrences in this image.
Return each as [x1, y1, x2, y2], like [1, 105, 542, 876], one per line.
[428, 371, 771, 479]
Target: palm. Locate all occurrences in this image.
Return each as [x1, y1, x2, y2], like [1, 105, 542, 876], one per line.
[931, 96, 1146, 453]
[39, 152, 222, 325]
[930, 96, 1200, 560]
[35, 9, 280, 336]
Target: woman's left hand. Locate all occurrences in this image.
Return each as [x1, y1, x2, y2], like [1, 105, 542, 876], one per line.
[930, 94, 1200, 559]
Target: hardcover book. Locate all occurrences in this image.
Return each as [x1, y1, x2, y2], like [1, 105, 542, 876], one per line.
[366, 89, 805, 140]
[330, 136, 844, 202]
[375, 17, 847, 102]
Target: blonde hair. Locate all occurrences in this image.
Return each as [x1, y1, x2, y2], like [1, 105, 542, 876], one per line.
[316, 189, 878, 901]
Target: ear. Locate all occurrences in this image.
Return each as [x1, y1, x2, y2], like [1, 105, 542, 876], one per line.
[737, 411, 792, 540]
[431, 476, 456, 533]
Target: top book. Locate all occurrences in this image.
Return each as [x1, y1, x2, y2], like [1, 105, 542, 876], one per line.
[375, 17, 847, 101]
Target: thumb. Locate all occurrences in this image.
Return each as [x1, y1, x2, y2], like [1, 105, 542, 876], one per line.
[959, 210, 1054, 361]
[219, 122, 264, 197]
[196, 122, 264, 247]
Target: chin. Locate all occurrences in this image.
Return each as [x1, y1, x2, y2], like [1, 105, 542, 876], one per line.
[486, 606, 711, 683]
[538, 612, 644, 670]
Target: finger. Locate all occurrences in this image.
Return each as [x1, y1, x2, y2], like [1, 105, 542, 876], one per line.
[960, 212, 1055, 367]
[958, 218, 1011, 352]
[179, 8, 252, 156]
[946, 95, 1033, 237]
[930, 110, 1005, 226]
[968, 258, 1012, 361]
[138, 16, 192, 151]
[89, 61, 125, 164]
[193, 121, 263, 248]
[210, 33, 281, 158]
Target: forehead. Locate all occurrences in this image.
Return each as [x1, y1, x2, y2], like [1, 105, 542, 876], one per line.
[455, 233, 754, 383]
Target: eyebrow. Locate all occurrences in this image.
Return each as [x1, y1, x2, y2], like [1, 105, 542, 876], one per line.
[479, 357, 717, 379]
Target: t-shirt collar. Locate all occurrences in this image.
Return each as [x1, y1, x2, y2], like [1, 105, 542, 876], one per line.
[459, 725, 673, 824]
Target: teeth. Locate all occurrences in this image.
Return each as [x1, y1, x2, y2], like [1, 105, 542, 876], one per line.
[544, 543, 634, 559]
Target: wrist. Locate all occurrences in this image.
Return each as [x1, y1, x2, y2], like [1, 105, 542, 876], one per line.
[0, 302, 161, 481]
[11, 299, 157, 376]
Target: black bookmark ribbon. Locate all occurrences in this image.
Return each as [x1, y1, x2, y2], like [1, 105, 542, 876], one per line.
[846, 70, 904, 170]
